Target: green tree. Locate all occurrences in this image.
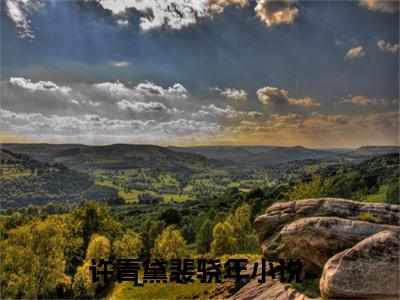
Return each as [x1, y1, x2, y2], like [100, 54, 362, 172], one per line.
[285, 175, 332, 200]
[385, 180, 399, 204]
[210, 222, 237, 256]
[196, 219, 214, 254]
[151, 226, 188, 260]
[210, 204, 259, 256]
[227, 204, 259, 253]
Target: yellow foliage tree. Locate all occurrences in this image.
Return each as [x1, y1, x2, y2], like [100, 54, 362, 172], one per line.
[0, 218, 70, 299]
[113, 230, 143, 259]
[73, 234, 111, 298]
[211, 204, 259, 256]
[151, 226, 188, 260]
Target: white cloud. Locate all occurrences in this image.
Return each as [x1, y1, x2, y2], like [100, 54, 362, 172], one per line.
[112, 61, 131, 67]
[247, 111, 263, 119]
[254, 0, 298, 27]
[197, 104, 237, 118]
[359, 0, 399, 13]
[0, 108, 221, 141]
[99, 0, 210, 31]
[211, 86, 248, 100]
[345, 46, 365, 59]
[117, 99, 169, 112]
[99, 0, 299, 31]
[9, 77, 72, 95]
[135, 81, 188, 99]
[377, 40, 400, 54]
[94, 81, 130, 98]
[5, 0, 39, 39]
[256, 86, 320, 106]
[337, 95, 397, 106]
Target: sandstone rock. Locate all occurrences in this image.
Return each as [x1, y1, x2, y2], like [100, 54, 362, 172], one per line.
[203, 261, 312, 300]
[254, 198, 400, 242]
[229, 279, 310, 300]
[320, 230, 400, 299]
[261, 216, 399, 273]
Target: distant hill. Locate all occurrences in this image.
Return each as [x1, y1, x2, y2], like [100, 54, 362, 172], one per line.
[346, 146, 399, 158]
[0, 149, 117, 208]
[169, 145, 338, 165]
[1, 143, 216, 173]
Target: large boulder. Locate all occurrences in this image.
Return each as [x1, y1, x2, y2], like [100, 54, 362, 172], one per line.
[261, 216, 399, 273]
[254, 198, 400, 242]
[320, 230, 400, 299]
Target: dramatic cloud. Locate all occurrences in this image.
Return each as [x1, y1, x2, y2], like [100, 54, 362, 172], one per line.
[377, 40, 400, 54]
[4, 0, 42, 39]
[1, 77, 262, 143]
[208, 0, 248, 13]
[211, 87, 248, 100]
[256, 87, 320, 106]
[232, 111, 399, 147]
[359, 0, 399, 13]
[337, 95, 397, 106]
[6, 0, 300, 38]
[254, 0, 299, 27]
[345, 46, 365, 59]
[92, 81, 188, 101]
[112, 61, 131, 67]
[98, 0, 299, 31]
[0, 108, 221, 142]
[99, 0, 209, 31]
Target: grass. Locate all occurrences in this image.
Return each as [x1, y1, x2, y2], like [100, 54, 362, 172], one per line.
[107, 280, 216, 300]
[359, 212, 382, 223]
[286, 278, 320, 298]
[364, 185, 387, 203]
[107, 254, 262, 300]
[96, 180, 140, 202]
[162, 194, 192, 203]
[0, 165, 31, 179]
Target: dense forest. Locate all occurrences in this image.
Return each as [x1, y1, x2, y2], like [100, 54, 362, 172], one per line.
[0, 144, 399, 299]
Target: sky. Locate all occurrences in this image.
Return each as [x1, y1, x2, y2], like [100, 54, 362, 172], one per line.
[1, 0, 399, 148]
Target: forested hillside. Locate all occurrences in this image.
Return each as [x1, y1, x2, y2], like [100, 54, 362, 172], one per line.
[0, 149, 116, 208]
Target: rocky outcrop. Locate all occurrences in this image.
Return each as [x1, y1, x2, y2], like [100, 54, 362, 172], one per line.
[229, 279, 310, 300]
[203, 261, 312, 300]
[254, 198, 399, 242]
[253, 198, 400, 299]
[261, 216, 399, 273]
[320, 230, 400, 299]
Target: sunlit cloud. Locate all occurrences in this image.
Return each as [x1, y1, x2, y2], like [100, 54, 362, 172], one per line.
[337, 95, 398, 106]
[359, 0, 399, 13]
[345, 46, 365, 59]
[254, 0, 298, 27]
[256, 86, 320, 107]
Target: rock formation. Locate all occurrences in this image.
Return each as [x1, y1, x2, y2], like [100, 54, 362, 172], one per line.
[320, 230, 399, 299]
[252, 198, 400, 299]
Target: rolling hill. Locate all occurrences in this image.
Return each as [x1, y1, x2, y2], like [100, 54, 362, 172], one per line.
[0, 149, 117, 208]
[1, 143, 217, 173]
[168, 145, 339, 165]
